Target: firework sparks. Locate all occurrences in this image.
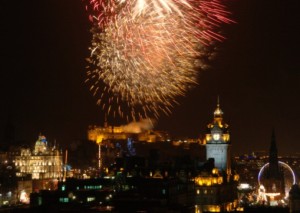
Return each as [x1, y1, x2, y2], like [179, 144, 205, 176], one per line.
[85, 0, 233, 120]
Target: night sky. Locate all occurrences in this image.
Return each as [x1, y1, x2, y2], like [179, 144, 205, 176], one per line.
[0, 0, 299, 155]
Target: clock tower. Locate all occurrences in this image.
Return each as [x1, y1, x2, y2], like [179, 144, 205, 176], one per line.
[205, 99, 231, 175]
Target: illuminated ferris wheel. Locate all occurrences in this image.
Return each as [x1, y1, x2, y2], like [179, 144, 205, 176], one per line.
[257, 161, 297, 202]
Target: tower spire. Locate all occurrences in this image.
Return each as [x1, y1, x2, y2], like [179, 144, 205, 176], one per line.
[269, 129, 279, 177]
[214, 96, 223, 118]
[260, 129, 285, 199]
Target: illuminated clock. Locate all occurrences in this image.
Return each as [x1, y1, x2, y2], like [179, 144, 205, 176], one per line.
[213, 133, 220, 141]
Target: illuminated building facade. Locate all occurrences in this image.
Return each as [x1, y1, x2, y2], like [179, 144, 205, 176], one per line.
[205, 100, 231, 175]
[88, 121, 170, 171]
[15, 135, 63, 180]
[88, 123, 128, 142]
[194, 166, 239, 212]
[195, 101, 239, 212]
[88, 122, 170, 144]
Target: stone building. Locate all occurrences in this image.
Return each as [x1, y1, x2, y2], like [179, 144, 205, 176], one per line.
[15, 135, 63, 180]
[194, 101, 239, 212]
[205, 100, 231, 176]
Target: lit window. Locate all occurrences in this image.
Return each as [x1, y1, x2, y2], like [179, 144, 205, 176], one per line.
[87, 197, 95, 202]
[59, 197, 69, 203]
[38, 197, 42, 206]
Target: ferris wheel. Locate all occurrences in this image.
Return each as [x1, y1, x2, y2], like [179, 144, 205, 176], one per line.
[257, 161, 296, 202]
[258, 161, 296, 186]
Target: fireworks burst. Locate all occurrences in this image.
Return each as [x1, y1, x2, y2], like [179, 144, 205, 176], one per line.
[85, 0, 233, 120]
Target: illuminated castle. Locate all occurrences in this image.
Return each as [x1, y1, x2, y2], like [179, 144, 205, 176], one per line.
[15, 135, 63, 180]
[88, 119, 170, 143]
[88, 120, 170, 171]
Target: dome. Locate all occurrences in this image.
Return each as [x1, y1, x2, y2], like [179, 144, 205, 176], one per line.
[214, 104, 223, 117]
[34, 135, 48, 154]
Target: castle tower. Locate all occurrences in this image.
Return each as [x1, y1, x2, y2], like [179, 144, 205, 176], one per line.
[205, 99, 231, 175]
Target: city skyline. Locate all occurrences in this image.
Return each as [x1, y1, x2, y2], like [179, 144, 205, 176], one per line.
[0, 0, 299, 154]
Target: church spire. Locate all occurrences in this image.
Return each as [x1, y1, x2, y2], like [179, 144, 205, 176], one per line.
[269, 129, 280, 177]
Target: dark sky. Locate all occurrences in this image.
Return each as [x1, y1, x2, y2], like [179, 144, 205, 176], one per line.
[0, 0, 299, 155]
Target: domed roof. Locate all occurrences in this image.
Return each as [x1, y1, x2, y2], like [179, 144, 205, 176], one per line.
[214, 103, 223, 117]
[34, 134, 47, 154]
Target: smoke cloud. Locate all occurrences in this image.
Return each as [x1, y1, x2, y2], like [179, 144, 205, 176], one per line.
[122, 118, 156, 133]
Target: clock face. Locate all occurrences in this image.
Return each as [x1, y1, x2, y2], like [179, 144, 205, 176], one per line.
[213, 133, 220, 140]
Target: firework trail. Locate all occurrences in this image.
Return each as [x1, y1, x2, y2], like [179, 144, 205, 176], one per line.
[85, 0, 233, 120]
